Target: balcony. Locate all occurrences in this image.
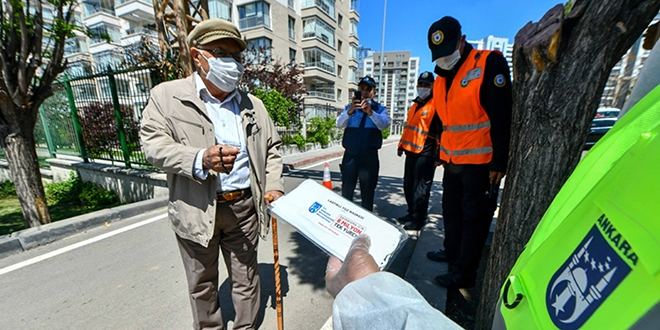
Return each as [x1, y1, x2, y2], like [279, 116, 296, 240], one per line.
[307, 90, 336, 101]
[302, 0, 335, 20]
[304, 61, 335, 74]
[122, 26, 158, 44]
[115, 0, 154, 21]
[239, 15, 271, 31]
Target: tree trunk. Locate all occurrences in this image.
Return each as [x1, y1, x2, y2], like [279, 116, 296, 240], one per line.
[475, 1, 660, 328]
[0, 108, 51, 228]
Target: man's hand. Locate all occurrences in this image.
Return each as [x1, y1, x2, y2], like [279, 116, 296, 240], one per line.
[361, 99, 373, 116]
[489, 171, 505, 185]
[264, 190, 284, 205]
[202, 144, 239, 174]
[347, 98, 361, 115]
[325, 235, 380, 298]
[397, 148, 403, 157]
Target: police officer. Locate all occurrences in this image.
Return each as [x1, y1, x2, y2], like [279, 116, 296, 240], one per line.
[336, 76, 391, 211]
[425, 16, 512, 289]
[397, 71, 442, 230]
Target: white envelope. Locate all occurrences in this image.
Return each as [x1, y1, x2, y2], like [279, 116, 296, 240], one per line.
[269, 179, 408, 269]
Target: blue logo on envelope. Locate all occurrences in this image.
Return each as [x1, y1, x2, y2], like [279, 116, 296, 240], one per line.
[546, 225, 631, 329]
[309, 202, 322, 213]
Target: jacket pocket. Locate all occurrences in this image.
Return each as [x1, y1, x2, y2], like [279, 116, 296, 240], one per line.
[171, 116, 205, 146]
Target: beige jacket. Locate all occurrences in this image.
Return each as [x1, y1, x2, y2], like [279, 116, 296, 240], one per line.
[140, 75, 284, 247]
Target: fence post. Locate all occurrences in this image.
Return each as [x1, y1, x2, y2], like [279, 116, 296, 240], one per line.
[63, 73, 89, 162]
[107, 66, 132, 168]
[38, 105, 56, 158]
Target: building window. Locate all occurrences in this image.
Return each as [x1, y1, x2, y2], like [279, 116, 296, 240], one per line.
[338, 14, 343, 28]
[93, 50, 123, 70]
[350, 19, 358, 37]
[209, 0, 232, 21]
[301, 0, 335, 19]
[350, 43, 357, 61]
[338, 65, 343, 78]
[288, 0, 295, 9]
[83, 0, 115, 17]
[303, 17, 335, 48]
[304, 47, 335, 73]
[246, 37, 272, 62]
[289, 48, 297, 64]
[288, 16, 295, 41]
[337, 89, 342, 101]
[64, 37, 89, 55]
[350, 0, 358, 12]
[349, 66, 358, 84]
[337, 40, 343, 53]
[88, 23, 121, 45]
[238, 1, 270, 30]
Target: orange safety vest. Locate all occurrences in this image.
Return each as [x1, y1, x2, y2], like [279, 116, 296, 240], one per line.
[398, 99, 437, 153]
[433, 49, 493, 165]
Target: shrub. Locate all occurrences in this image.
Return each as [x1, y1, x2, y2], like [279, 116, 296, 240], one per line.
[77, 103, 139, 159]
[292, 132, 307, 150]
[280, 133, 295, 146]
[382, 127, 391, 139]
[252, 89, 299, 129]
[306, 116, 336, 146]
[0, 180, 16, 198]
[45, 173, 119, 208]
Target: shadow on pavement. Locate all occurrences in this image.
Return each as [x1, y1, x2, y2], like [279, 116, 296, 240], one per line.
[217, 263, 290, 329]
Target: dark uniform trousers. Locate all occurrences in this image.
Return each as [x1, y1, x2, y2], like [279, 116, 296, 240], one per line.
[442, 163, 499, 282]
[403, 153, 437, 224]
[176, 192, 260, 330]
[341, 150, 380, 211]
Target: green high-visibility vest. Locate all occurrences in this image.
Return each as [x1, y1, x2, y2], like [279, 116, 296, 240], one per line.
[497, 85, 660, 329]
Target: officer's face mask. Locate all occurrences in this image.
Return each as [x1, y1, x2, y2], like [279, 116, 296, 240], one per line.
[199, 52, 244, 92]
[417, 87, 431, 100]
[435, 48, 461, 71]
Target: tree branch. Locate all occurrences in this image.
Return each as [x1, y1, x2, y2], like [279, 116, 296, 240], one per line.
[25, 0, 43, 92]
[15, 0, 29, 105]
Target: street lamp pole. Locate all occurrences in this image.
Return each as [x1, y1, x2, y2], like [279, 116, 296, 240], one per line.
[377, 0, 387, 104]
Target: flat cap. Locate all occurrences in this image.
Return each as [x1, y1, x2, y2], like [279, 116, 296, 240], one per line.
[187, 18, 247, 51]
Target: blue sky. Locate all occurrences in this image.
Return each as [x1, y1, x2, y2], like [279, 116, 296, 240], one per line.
[356, 0, 564, 74]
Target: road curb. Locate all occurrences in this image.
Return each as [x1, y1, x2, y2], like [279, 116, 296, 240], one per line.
[0, 196, 168, 259]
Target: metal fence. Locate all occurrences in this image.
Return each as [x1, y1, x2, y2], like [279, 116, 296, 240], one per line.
[32, 64, 164, 168]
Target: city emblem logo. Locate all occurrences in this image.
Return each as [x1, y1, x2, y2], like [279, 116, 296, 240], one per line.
[432, 30, 444, 45]
[461, 77, 469, 87]
[545, 223, 632, 329]
[494, 74, 506, 87]
[422, 111, 428, 116]
[309, 202, 322, 213]
[421, 72, 429, 79]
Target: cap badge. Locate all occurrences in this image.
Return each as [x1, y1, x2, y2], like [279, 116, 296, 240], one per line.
[432, 30, 444, 45]
[421, 72, 429, 78]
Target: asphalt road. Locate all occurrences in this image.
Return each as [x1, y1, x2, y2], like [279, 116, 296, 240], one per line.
[0, 142, 444, 330]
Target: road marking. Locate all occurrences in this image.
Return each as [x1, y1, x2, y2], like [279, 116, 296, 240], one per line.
[0, 213, 168, 276]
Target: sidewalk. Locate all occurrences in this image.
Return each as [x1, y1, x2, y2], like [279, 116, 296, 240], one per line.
[0, 136, 454, 315]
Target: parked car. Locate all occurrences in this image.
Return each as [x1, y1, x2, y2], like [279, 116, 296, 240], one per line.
[585, 118, 617, 148]
[595, 107, 620, 118]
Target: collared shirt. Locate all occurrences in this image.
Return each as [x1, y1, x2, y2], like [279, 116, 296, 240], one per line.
[192, 73, 251, 192]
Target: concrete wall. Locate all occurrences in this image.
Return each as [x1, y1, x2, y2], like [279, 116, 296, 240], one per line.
[47, 158, 168, 204]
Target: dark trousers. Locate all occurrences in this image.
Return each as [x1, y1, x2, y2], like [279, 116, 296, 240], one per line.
[442, 163, 499, 281]
[403, 153, 437, 224]
[176, 193, 260, 330]
[341, 151, 380, 211]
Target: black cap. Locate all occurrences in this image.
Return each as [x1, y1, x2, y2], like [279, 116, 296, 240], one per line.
[358, 76, 377, 88]
[428, 16, 462, 61]
[417, 71, 435, 84]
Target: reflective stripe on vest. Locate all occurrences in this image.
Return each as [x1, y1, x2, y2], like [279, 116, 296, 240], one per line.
[434, 49, 494, 165]
[398, 100, 436, 154]
[443, 120, 491, 132]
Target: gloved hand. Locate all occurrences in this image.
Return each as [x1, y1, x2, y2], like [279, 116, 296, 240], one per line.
[325, 235, 380, 298]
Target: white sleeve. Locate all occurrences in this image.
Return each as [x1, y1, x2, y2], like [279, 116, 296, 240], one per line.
[369, 105, 391, 130]
[332, 272, 463, 330]
[336, 105, 352, 128]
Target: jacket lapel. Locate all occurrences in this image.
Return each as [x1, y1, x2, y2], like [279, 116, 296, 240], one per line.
[171, 75, 212, 123]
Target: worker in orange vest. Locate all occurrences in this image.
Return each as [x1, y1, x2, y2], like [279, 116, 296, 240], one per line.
[397, 71, 442, 231]
[425, 16, 512, 289]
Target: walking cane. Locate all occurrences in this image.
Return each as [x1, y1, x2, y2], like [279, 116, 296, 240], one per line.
[269, 196, 284, 330]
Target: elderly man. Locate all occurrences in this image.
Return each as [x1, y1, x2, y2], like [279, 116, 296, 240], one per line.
[140, 19, 284, 330]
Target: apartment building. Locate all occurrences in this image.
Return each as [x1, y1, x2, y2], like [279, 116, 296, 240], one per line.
[362, 51, 420, 125]
[600, 12, 660, 108]
[468, 35, 514, 75]
[57, 0, 359, 118]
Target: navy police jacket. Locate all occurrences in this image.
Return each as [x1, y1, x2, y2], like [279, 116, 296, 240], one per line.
[336, 100, 391, 155]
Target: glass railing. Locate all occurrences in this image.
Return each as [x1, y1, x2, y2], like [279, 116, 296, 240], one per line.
[239, 16, 270, 30]
[307, 90, 336, 100]
[301, 0, 335, 18]
[116, 0, 152, 6]
[125, 27, 158, 37]
[305, 61, 335, 73]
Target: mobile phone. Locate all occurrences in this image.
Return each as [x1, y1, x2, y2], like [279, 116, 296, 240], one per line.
[353, 90, 362, 100]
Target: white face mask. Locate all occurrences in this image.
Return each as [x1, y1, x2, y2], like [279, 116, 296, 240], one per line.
[417, 87, 431, 100]
[199, 53, 244, 92]
[435, 49, 461, 71]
